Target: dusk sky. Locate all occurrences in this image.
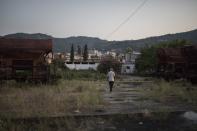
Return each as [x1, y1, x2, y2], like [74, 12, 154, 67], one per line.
[0, 0, 197, 40]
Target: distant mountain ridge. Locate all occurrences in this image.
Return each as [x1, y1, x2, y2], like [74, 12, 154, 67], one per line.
[4, 33, 52, 39]
[2, 29, 197, 52]
[53, 36, 109, 52]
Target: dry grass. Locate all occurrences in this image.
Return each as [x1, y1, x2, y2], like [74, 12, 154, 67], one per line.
[0, 80, 105, 118]
[140, 79, 197, 105]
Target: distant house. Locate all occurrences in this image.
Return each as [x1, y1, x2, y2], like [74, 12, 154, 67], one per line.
[89, 49, 102, 57]
[106, 51, 116, 58]
[89, 49, 102, 61]
[65, 62, 99, 70]
[121, 51, 141, 74]
[64, 48, 102, 70]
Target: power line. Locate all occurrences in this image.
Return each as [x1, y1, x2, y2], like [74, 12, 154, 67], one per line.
[106, 0, 148, 39]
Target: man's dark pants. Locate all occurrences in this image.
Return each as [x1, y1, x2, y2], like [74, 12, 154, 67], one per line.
[109, 81, 114, 92]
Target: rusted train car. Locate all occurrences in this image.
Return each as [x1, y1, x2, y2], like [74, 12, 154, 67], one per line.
[0, 38, 53, 82]
[157, 45, 197, 82]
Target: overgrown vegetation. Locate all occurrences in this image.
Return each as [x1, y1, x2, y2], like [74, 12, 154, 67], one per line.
[135, 39, 190, 74]
[0, 58, 106, 118]
[0, 59, 107, 130]
[141, 79, 197, 105]
[0, 80, 105, 118]
[50, 59, 105, 81]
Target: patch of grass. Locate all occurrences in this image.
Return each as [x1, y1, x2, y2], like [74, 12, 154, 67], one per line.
[49, 59, 106, 81]
[0, 80, 105, 118]
[65, 70, 106, 81]
[141, 79, 197, 105]
[52, 67, 106, 81]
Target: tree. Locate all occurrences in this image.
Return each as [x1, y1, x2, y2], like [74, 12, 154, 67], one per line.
[97, 56, 122, 73]
[83, 44, 88, 61]
[77, 45, 82, 56]
[70, 44, 74, 62]
[135, 39, 190, 74]
[125, 47, 132, 53]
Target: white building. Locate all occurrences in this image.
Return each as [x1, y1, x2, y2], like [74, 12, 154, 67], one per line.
[121, 51, 141, 74]
[88, 49, 102, 60]
[89, 49, 102, 56]
[106, 51, 116, 58]
[65, 62, 99, 70]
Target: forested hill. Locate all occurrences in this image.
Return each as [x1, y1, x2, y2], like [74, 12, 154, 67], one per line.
[2, 29, 197, 52]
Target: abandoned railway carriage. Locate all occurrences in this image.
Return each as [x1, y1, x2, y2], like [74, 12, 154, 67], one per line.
[157, 45, 197, 82]
[0, 38, 53, 82]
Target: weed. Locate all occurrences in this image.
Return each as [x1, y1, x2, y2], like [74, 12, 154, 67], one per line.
[141, 79, 197, 105]
[0, 80, 105, 118]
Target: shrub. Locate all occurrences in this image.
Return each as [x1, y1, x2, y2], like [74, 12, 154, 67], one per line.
[97, 56, 121, 74]
[49, 59, 69, 82]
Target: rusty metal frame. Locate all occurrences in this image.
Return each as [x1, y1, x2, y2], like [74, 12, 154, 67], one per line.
[0, 38, 53, 82]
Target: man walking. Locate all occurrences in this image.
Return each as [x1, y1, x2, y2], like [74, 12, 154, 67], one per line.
[107, 68, 115, 92]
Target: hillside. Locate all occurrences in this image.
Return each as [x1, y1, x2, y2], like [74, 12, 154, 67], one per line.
[53, 36, 109, 52]
[106, 29, 197, 51]
[2, 29, 197, 52]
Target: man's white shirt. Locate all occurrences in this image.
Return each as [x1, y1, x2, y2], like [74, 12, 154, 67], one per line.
[107, 71, 115, 81]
